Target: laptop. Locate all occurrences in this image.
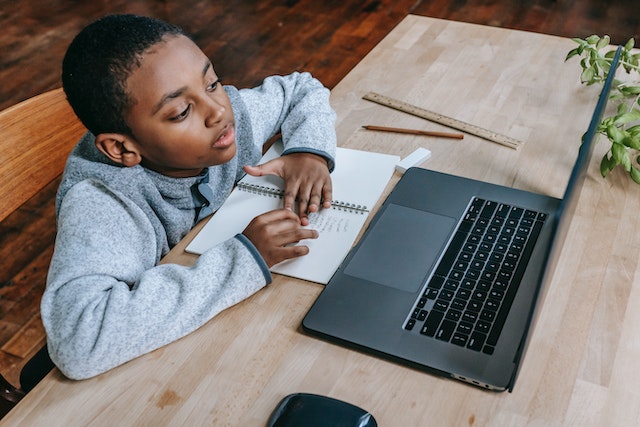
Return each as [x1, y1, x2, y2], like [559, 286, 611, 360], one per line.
[303, 46, 621, 392]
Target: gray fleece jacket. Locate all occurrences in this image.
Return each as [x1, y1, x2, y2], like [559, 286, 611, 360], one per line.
[42, 72, 336, 379]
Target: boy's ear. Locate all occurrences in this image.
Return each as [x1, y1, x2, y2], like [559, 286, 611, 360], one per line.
[95, 133, 142, 167]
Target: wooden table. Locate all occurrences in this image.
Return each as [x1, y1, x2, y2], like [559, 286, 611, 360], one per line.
[4, 16, 640, 426]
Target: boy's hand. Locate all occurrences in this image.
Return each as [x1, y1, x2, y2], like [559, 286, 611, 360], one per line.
[243, 152, 332, 226]
[242, 209, 319, 267]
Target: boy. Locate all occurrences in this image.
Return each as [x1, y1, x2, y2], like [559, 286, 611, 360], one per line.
[42, 14, 336, 380]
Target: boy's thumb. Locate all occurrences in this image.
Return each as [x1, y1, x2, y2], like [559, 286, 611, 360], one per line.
[243, 158, 283, 177]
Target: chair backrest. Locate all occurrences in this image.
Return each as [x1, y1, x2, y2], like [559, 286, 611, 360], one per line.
[0, 88, 86, 222]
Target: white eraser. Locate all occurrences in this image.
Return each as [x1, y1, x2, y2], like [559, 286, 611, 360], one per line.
[395, 147, 432, 174]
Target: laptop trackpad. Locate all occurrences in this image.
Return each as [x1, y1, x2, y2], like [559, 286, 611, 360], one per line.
[344, 204, 456, 293]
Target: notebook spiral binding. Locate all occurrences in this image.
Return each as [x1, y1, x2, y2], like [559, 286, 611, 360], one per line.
[237, 182, 369, 214]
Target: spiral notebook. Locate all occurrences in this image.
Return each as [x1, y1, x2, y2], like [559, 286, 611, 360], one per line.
[186, 142, 400, 284]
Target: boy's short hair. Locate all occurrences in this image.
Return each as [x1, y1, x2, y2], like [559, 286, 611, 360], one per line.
[62, 14, 185, 136]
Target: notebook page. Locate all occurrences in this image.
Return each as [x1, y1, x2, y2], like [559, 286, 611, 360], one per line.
[185, 142, 399, 284]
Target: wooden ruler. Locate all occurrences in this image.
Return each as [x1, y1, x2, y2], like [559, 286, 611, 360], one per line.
[362, 92, 523, 150]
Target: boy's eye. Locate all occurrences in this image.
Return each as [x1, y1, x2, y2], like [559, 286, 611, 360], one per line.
[207, 78, 222, 92]
[170, 105, 191, 121]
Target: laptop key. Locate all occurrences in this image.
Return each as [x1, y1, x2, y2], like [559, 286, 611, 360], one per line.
[427, 275, 445, 290]
[496, 203, 511, 217]
[469, 197, 485, 214]
[462, 311, 478, 323]
[467, 331, 487, 351]
[434, 300, 449, 311]
[436, 319, 456, 341]
[421, 310, 444, 337]
[444, 280, 460, 291]
[451, 333, 468, 347]
[445, 309, 462, 322]
[405, 319, 416, 330]
[424, 288, 439, 300]
[480, 309, 496, 322]
[509, 207, 524, 219]
[439, 290, 455, 301]
[480, 200, 498, 218]
[457, 321, 473, 335]
[451, 298, 466, 311]
[475, 320, 491, 334]
[467, 300, 482, 312]
[485, 299, 499, 311]
[460, 280, 475, 290]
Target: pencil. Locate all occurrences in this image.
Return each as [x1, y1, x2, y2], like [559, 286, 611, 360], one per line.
[362, 125, 464, 140]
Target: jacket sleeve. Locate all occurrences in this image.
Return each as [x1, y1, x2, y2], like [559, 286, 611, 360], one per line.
[41, 180, 270, 380]
[239, 72, 337, 171]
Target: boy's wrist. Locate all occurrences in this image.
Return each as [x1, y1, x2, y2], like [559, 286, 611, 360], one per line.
[282, 148, 335, 172]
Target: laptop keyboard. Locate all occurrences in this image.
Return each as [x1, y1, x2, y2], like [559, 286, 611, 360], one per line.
[404, 197, 547, 355]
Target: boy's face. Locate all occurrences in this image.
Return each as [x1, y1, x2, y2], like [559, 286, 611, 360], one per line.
[124, 35, 236, 177]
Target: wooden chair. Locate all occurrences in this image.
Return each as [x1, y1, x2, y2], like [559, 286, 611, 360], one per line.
[0, 88, 86, 416]
[0, 88, 86, 222]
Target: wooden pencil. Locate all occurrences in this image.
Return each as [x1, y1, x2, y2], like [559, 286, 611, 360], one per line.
[362, 125, 464, 139]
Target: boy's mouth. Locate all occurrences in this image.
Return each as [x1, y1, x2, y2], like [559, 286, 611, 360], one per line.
[213, 125, 235, 148]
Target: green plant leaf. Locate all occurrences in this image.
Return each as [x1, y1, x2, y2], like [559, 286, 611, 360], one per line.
[586, 35, 600, 45]
[581, 66, 596, 84]
[625, 38, 635, 51]
[607, 125, 626, 143]
[605, 49, 618, 59]
[613, 109, 640, 125]
[600, 117, 615, 129]
[628, 124, 640, 136]
[598, 58, 611, 73]
[612, 142, 632, 171]
[600, 154, 615, 177]
[617, 103, 627, 114]
[626, 135, 640, 149]
[596, 35, 610, 49]
[631, 167, 640, 184]
[619, 85, 640, 96]
[565, 48, 581, 61]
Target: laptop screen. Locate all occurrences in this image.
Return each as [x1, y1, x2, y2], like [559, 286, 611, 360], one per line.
[559, 45, 622, 217]
[507, 46, 623, 390]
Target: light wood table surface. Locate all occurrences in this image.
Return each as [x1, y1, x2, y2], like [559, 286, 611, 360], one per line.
[4, 15, 640, 426]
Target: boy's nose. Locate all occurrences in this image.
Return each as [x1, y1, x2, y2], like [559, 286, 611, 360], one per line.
[203, 95, 225, 127]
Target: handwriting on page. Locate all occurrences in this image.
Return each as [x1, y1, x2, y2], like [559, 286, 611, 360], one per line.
[307, 211, 351, 233]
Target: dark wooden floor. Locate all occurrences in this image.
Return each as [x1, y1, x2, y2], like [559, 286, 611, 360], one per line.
[1, 0, 638, 389]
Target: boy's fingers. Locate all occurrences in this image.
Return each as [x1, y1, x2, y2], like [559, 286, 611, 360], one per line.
[287, 227, 319, 243]
[258, 208, 300, 225]
[305, 185, 319, 213]
[283, 186, 299, 213]
[267, 220, 319, 264]
[243, 158, 284, 178]
[280, 244, 310, 258]
[321, 184, 333, 208]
